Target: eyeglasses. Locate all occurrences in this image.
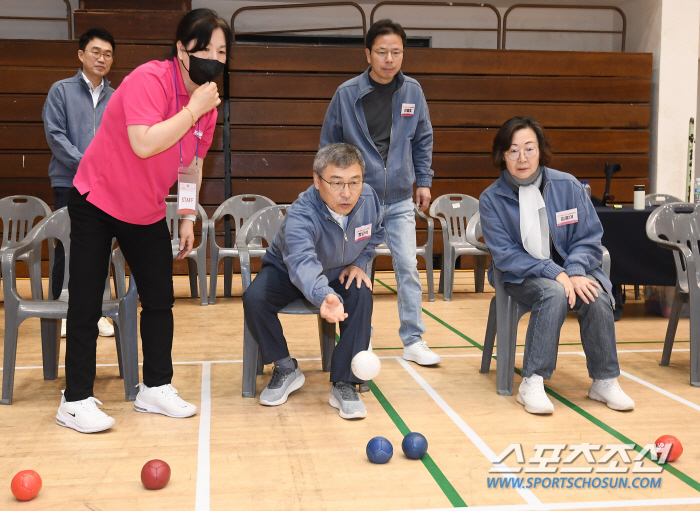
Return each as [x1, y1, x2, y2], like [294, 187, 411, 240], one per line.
[87, 50, 113, 61]
[505, 146, 539, 161]
[318, 175, 363, 191]
[372, 49, 404, 59]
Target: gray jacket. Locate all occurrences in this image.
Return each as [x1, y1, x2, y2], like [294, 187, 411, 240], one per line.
[262, 184, 385, 307]
[42, 70, 114, 188]
[320, 68, 434, 205]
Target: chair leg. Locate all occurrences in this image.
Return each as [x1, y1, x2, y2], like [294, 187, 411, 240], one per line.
[118, 288, 140, 402]
[438, 257, 445, 294]
[1, 316, 21, 405]
[634, 285, 641, 300]
[187, 258, 198, 299]
[319, 315, 336, 373]
[474, 255, 486, 293]
[424, 254, 435, 302]
[481, 297, 497, 373]
[242, 321, 260, 398]
[443, 250, 455, 301]
[690, 293, 700, 387]
[496, 298, 520, 396]
[40, 318, 61, 380]
[660, 292, 686, 366]
[197, 256, 208, 306]
[114, 322, 124, 379]
[224, 258, 233, 298]
[359, 382, 370, 393]
[209, 256, 220, 305]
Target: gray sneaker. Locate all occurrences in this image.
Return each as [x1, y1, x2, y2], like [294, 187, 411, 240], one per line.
[259, 360, 305, 406]
[329, 382, 367, 419]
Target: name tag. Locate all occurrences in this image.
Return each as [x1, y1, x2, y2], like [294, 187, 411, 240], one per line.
[401, 103, 415, 116]
[556, 208, 578, 226]
[178, 181, 197, 215]
[355, 224, 371, 241]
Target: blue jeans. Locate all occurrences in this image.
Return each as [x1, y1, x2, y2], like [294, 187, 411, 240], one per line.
[504, 274, 620, 380]
[382, 198, 426, 346]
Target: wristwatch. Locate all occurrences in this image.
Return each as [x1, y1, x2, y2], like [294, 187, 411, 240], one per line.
[180, 214, 197, 222]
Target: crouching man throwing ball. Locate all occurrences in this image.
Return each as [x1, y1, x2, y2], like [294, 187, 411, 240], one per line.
[243, 143, 385, 419]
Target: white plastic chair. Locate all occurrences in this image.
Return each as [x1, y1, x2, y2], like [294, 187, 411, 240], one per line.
[208, 194, 275, 304]
[429, 194, 488, 300]
[164, 195, 209, 306]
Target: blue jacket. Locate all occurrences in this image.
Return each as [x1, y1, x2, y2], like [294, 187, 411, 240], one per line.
[319, 68, 434, 205]
[262, 183, 385, 307]
[479, 167, 612, 299]
[42, 70, 114, 188]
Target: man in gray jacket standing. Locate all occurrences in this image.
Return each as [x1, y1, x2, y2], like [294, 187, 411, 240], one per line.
[320, 19, 439, 365]
[42, 27, 116, 337]
[243, 143, 384, 420]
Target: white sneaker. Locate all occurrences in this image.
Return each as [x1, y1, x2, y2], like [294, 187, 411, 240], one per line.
[403, 341, 441, 365]
[98, 317, 114, 337]
[589, 378, 635, 411]
[134, 383, 197, 418]
[517, 374, 554, 414]
[61, 319, 66, 338]
[56, 391, 115, 433]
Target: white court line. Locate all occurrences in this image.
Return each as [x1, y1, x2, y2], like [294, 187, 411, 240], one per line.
[395, 357, 545, 509]
[574, 352, 700, 413]
[392, 496, 700, 511]
[195, 362, 211, 511]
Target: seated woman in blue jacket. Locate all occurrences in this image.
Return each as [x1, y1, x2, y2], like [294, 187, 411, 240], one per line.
[479, 117, 634, 415]
[243, 143, 384, 420]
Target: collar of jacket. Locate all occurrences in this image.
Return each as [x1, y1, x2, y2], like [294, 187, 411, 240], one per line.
[356, 66, 405, 100]
[74, 69, 111, 95]
[311, 183, 364, 221]
[492, 167, 553, 201]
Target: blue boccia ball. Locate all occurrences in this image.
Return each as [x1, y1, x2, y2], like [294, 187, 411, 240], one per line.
[402, 432, 428, 460]
[366, 436, 393, 464]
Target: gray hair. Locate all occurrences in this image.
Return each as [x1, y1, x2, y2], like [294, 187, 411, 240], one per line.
[313, 143, 365, 177]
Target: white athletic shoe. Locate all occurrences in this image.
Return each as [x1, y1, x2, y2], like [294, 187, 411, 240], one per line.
[588, 378, 635, 411]
[56, 391, 115, 433]
[60, 319, 66, 338]
[98, 317, 114, 337]
[134, 383, 197, 418]
[403, 341, 441, 365]
[517, 374, 554, 414]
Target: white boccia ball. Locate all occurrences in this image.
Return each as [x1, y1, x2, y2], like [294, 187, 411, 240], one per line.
[351, 350, 381, 381]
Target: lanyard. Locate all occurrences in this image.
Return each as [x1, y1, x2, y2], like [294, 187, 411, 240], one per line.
[172, 59, 200, 167]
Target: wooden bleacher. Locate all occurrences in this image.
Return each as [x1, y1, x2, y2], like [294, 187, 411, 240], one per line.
[0, 35, 652, 277]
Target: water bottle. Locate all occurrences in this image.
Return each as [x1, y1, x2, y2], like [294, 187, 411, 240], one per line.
[695, 178, 700, 204]
[580, 180, 591, 198]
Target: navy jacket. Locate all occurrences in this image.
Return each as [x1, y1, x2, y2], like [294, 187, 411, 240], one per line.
[479, 167, 612, 299]
[42, 70, 114, 188]
[262, 184, 385, 307]
[319, 68, 434, 205]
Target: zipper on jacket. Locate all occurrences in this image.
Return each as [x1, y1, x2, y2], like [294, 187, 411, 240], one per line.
[325, 198, 365, 266]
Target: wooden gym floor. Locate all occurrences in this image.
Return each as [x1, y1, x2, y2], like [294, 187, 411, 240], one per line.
[2, 271, 700, 510]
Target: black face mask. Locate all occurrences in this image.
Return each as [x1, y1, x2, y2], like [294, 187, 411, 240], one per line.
[184, 54, 224, 85]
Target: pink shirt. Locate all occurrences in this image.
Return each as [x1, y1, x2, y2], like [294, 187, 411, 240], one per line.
[73, 59, 217, 225]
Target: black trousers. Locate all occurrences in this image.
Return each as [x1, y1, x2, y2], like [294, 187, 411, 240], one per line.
[65, 188, 175, 401]
[51, 186, 72, 300]
[242, 263, 373, 383]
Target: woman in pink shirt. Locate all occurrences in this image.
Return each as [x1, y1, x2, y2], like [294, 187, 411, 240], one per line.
[56, 9, 231, 434]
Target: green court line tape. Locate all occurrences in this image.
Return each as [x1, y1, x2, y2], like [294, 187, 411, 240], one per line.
[375, 278, 700, 494]
[368, 380, 468, 508]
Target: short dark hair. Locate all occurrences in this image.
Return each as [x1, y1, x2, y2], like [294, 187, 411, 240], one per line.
[365, 19, 406, 51]
[314, 143, 365, 177]
[170, 8, 232, 57]
[78, 27, 115, 53]
[491, 117, 553, 170]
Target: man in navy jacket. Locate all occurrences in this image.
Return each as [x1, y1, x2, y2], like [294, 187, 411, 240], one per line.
[42, 27, 116, 337]
[243, 143, 384, 420]
[320, 19, 440, 366]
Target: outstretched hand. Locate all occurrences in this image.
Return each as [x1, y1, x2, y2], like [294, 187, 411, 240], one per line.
[320, 294, 348, 323]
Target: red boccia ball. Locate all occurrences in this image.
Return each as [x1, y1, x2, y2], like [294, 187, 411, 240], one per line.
[141, 460, 171, 490]
[11, 470, 42, 501]
[655, 435, 683, 462]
